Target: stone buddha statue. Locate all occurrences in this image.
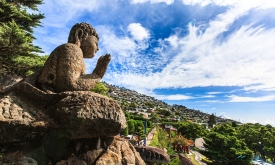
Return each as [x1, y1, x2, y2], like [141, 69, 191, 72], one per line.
[36, 22, 111, 93]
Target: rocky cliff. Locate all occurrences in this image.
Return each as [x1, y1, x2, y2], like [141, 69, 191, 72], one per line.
[0, 75, 145, 165]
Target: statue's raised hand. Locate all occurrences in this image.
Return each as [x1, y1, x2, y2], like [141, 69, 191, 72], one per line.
[92, 54, 111, 78]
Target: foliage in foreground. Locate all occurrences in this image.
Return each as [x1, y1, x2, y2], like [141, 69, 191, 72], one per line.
[201, 122, 275, 165]
[0, 0, 45, 76]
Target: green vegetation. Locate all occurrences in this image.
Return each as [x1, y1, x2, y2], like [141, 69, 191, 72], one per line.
[177, 121, 207, 140]
[149, 127, 168, 149]
[188, 154, 200, 165]
[91, 82, 109, 95]
[0, 0, 45, 76]
[121, 126, 128, 136]
[201, 122, 275, 165]
[168, 156, 180, 165]
[208, 113, 216, 128]
[157, 128, 168, 149]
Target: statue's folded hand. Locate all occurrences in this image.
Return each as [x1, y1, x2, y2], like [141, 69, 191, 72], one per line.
[93, 54, 111, 78]
[97, 54, 111, 66]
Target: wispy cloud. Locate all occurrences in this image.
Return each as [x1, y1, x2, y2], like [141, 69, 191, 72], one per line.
[201, 95, 215, 98]
[39, 0, 104, 27]
[182, 0, 275, 9]
[207, 92, 223, 95]
[108, 12, 275, 93]
[153, 94, 194, 100]
[228, 95, 275, 102]
[131, 0, 174, 5]
[205, 100, 221, 103]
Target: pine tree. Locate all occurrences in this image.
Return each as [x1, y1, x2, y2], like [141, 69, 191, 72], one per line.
[0, 0, 45, 76]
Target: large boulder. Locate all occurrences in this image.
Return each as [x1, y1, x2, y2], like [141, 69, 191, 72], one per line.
[0, 81, 143, 165]
[0, 81, 126, 144]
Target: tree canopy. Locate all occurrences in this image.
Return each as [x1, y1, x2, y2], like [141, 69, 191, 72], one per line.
[0, 0, 45, 76]
[202, 122, 275, 164]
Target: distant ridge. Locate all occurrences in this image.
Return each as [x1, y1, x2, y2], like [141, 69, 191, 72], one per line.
[103, 82, 240, 125]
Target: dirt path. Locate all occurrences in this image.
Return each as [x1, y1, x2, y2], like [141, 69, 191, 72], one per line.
[146, 127, 156, 146]
[191, 150, 207, 165]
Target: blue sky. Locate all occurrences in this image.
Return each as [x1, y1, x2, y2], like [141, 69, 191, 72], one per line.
[34, 0, 275, 126]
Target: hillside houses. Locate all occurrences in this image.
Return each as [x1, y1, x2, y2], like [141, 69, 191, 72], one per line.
[103, 82, 240, 126]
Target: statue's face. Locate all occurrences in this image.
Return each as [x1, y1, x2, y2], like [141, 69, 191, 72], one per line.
[81, 35, 99, 58]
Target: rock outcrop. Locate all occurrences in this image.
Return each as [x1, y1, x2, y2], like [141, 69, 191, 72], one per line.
[0, 80, 144, 164]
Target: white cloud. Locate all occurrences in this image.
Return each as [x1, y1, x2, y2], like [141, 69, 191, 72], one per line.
[207, 92, 223, 95]
[153, 94, 193, 100]
[205, 100, 220, 103]
[181, 0, 275, 9]
[127, 23, 150, 41]
[201, 95, 215, 98]
[218, 112, 231, 119]
[106, 2, 275, 94]
[241, 118, 275, 126]
[131, 0, 174, 5]
[264, 119, 275, 125]
[228, 95, 275, 102]
[164, 35, 179, 48]
[243, 84, 275, 92]
[39, 0, 104, 27]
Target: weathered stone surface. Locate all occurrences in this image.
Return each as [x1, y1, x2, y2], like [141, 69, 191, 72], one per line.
[0, 156, 38, 165]
[81, 149, 104, 164]
[0, 86, 51, 144]
[0, 73, 22, 91]
[36, 22, 110, 93]
[52, 136, 145, 165]
[47, 91, 126, 139]
[95, 136, 145, 165]
[135, 146, 170, 164]
[0, 81, 126, 143]
[56, 157, 87, 165]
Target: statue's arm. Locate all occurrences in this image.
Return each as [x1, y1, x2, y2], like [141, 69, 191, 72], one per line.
[76, 54, 111, 89]
[55, 44, 110, 92]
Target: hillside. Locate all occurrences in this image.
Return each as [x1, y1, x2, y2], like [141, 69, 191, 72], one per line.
[103, 82, 239, 126]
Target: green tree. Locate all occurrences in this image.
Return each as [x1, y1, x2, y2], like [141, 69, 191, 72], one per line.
[147, 120, 152, 128]
[127, 119, 136, 134]
[202, 131, 253, 165]
[177, 121, 206, 140]
[129, 102, 138, 108]
[157, 109, 172, 117]
[135, 120, 145, 140]
[145, 102, 154, 108]
[121, 126, 128, 136]
[236, 123, 275, 160]
[150, 113, 160, 123]
[0, 0, 45, 76]
[208, 113, 216, 128]
[91, 82, 109, 95]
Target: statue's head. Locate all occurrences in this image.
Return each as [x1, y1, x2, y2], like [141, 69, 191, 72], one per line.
[68, 22, 99, 58]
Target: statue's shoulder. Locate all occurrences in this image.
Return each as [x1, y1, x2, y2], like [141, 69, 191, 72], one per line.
[50, 43, 82, 58]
